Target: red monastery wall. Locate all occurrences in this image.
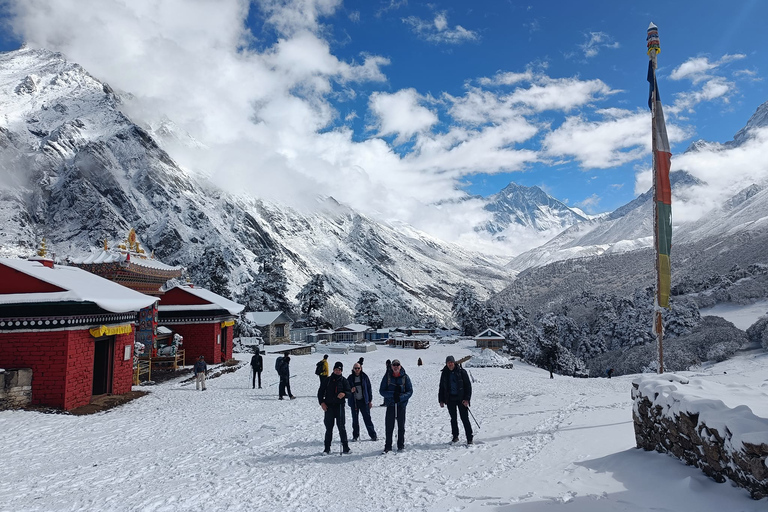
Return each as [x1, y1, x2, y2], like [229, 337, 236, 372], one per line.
[169, 323, 222, 364]
[0, 329, 136, 410]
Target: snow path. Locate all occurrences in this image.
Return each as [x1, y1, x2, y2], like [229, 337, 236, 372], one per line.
[1, 342, 766, 511]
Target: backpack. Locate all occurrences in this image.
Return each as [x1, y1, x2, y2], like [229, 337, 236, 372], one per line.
[275, 356, 283, 372]
[315, 360, 324, 375]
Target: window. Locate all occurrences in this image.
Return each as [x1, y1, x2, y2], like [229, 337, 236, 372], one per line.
[275, 324, 285, 337]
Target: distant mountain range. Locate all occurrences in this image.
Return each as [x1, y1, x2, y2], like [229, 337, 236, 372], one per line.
[2, 46, 767, 323]
[507, 100, 768, 273]
[0, 47, 511, 322]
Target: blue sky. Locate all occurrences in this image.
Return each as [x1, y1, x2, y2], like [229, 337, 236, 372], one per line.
[1, 1, 767, 254]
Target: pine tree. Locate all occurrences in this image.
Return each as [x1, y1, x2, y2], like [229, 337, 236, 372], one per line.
[296, 274, 330, 327]
[354, 291, 383, 329]
[452, 285, 484, 336]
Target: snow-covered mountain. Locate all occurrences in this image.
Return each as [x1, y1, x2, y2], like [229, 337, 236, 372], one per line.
[0, 47, 511, 321]
[478, 182, 590, 237]
[507, 100, 768, 272]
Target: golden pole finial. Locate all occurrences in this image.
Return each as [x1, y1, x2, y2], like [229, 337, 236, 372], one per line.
[37, 238, 48, 257]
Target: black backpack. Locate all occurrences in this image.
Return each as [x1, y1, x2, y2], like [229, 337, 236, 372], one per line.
[315, 360, 324, 375]
[275, 356, 283, 372]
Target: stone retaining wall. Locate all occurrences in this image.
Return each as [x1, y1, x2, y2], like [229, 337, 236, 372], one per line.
[0, 368, 33, 409]
[632, 375, 768, 499]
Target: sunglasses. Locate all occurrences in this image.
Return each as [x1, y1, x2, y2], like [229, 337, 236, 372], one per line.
[353, 367, 361, 370]
[392, 363, 401, 367]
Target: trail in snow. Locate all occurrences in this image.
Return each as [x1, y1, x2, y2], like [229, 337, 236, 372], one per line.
[1, 342, 766, 511]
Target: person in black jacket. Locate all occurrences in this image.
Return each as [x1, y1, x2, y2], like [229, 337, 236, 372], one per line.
[347, 362, 377, 441]
[250, 348, 263, 389]
[438, 355, 473, 445]
[318, 361, 352, 454]
[277, 354, 295, 400]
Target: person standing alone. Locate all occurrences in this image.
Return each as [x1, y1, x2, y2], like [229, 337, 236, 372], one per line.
[379, 359, 412, 453]
[250, 348, 263, 389]
[277, 354, 295, 400]
[347, 362, 377, 442]
[194, 355, 207, 391]
[318, 361, 352, 454]
[438, 355, 473, 445]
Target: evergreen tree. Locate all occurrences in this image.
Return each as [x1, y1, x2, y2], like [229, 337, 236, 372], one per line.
[296, 274, 330, 327]
[354, 291, 383, 328]
[452, 285, 484, 336]
[188, 246, 232, 299]
[257, 248, 292, 314]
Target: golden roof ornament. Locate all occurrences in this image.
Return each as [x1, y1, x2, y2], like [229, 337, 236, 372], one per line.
[36, 238, 48, 257]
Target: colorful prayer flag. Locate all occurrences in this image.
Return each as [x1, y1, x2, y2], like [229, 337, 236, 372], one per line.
[648, 59, 672, 308]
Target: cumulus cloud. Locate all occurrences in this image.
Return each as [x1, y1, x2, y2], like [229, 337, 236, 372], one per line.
[402, 11, 478, 44]
[544, 108, 690, 169]
[368, 89, 438, 142]
[667, 54, 745, 114]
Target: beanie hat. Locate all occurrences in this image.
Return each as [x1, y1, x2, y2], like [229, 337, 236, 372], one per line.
[446, 355, 456, 364]
[323, 354, 329, 359]
[334, 361, 343, 370]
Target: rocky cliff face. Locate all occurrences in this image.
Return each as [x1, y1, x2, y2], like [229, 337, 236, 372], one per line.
[0, 47, 511, 321]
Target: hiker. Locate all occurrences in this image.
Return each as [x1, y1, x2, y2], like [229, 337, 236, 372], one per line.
[438, 355, 473, 445]
[318, 361, 352, 454]
[276, 353, 295, 400]
[417, 357, 423, 366]
[379, 359, 413, 453]
[315, 354, 329, 387]
[250, 348, 263, 389]
[194, 355, 207, 391]
[607, 368, 614, 379]
[347, 361, 377, 442]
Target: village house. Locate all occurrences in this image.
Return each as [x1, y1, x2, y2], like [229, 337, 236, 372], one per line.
[332, 323, 370, 343]
[0, 257, 156, 410]
[475, 328, 506, 351]
[244, 311, 292, 345]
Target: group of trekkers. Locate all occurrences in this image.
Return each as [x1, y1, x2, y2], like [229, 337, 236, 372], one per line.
[248, 349, 474, 455]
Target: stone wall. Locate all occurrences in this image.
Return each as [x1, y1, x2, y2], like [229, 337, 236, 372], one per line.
[0, 368, 33, 409]
[632, 376, 768, 499]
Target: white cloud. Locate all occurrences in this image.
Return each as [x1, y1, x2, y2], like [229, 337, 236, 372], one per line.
[402, 11, 478, 44]
[578, 31, 620, 59]
[368, 89, 438, 142]
[508, 77, 616, 112]
[633, 127, 768, 223]
[667, 54, 746, 114]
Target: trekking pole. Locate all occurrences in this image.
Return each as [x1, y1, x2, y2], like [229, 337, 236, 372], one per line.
[467, 405, 481, 430]
[339, 402, 344, 456]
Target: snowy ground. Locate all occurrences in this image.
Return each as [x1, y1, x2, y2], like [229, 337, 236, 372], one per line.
[2, 342, 768, 511]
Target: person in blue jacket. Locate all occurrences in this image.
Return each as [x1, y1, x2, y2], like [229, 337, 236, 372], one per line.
[347, 362, 377, 442]
[379, 359, 413, 453]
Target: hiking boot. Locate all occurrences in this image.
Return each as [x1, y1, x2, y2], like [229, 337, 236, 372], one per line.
[342, 446, 351, 454]
[382, 448, 392, 454]
[278, 397, 284, 400]
[467, 438, 474, 446]
[322, 449, 330, 455]
[451, 436, 459, 443]
[352, 437, 359, 442]
[289, 395, 296, 400]
[370, 436, 378, 442]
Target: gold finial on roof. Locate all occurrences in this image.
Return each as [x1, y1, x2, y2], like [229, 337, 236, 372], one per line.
[37, 238, 48, 257]
[103, 238, 109, 251]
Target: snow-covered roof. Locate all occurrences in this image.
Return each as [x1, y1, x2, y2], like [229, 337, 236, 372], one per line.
[69, 249, 182, 272]
[475, 328, 504, 339]
[161, 285, 244, 315]
[338, 323, 371, 333]
[245, 311, 289, 326]
[0, 258, 157, 313]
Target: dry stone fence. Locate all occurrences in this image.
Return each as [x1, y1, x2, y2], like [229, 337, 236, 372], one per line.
[632, 374, 768, 499]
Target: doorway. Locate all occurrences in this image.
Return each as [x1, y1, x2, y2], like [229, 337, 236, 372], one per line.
[92, 336, 114, 396]
[221, 326, 229, 362]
